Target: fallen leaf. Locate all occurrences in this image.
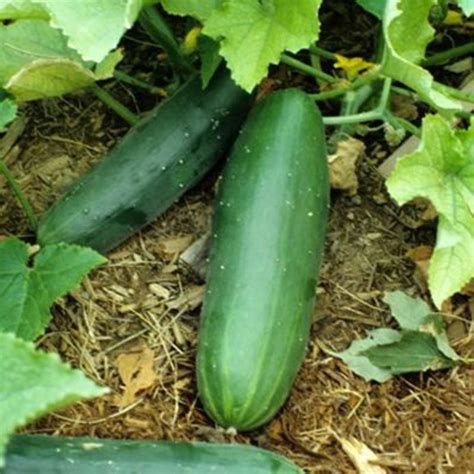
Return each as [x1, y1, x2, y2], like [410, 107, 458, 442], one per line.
[166, 285, 205, 311]
[339, 436, 387, 474]
[115, 345, 156, 406]
[328, 137, 365, 195]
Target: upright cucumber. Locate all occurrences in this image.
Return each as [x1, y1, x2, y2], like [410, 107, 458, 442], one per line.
[197, 89, 329, 431]
[2, 435, 303, 473]
[38, 67, 253, 254]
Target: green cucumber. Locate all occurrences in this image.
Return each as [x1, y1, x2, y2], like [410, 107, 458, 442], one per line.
[2, 435, 303, 473]
[38, 67, 252, 253]
[197, 89, 329, 431]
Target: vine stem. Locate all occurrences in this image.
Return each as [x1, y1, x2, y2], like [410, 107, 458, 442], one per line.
[433, 81, 474, 104]
[280, 54, 336, 83]
[139, 6, 194, 75]
[423, 42, 474, 66]
[310, 67, 382, 101]
[322, 77, 392, 126]
[114, 70, 166, 95]
[309, 44, 336, 60]
[0, 159, 38, 231]
[384, 111, 422, 138]
[91, 85, 139, 126]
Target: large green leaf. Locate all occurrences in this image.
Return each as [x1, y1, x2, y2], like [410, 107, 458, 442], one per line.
[0, 238, 106, 340]
[203, 0, 322, 92]
[382, 0, 460, 111]
[0, 20, 122, 101]
[0, 333, 107, 467]
[386, 116, 474, 307]
[458, 0, 474, 15]
[161, 0, 222, 20]
[35, 0, 142, 62]
[0, 0, 139, 63]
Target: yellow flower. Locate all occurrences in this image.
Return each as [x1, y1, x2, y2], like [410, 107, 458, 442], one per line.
[333, 53, 374, 79]
[182, 26, 202, 55]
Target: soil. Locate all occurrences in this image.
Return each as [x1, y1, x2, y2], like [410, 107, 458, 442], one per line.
[1, 3, 473, 473]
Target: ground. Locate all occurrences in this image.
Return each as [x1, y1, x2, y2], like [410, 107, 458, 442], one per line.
[1, 3, 473, 473]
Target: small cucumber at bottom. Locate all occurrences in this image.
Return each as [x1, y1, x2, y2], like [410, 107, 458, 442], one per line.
[2, 435, 303, 474]
[38, 66, 253, 254]
[197, 89, 329, 431]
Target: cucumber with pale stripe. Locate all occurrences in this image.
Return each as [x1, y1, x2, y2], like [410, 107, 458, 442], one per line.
[38, 66, 252, 254]
[197, 89, 329, 431]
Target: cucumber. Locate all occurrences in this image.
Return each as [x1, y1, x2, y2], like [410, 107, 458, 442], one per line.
[2, 435, 303, 473]
[197, 89, 329, 431]
[38, 67, 252, 253]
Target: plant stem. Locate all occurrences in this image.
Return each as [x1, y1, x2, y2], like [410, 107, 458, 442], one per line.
[114, 70, 165, 95]
[310, 67, 382, 101]
[91, 85, 139, 126]
[309, 44, 336, 60]
[323, 77, 392, 126]
[423, 42, 474, 66]
[433, 81, 474, 104]
[280, 53, 336, 82]
[0, 159, 38, 231]
[384, 111, 421, 137]
[379, 77, 392, 110]
[139, 6, 194, 75]
[323, 109, 383, 125]
[391, 85, 416, 97]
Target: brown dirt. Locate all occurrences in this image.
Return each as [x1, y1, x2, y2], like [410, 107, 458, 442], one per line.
[1, 4, 473, 473]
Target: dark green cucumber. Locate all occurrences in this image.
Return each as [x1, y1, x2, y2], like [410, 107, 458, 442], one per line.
[38, 67, 252, 253]
[2, 435, 302, 473]
[197, 89, 329, 431]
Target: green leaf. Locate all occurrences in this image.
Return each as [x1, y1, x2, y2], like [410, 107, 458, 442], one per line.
[198, 35, 222, 88]
[203, 0, 322, 92]
[335, 291, 460, 382]
[0, 238, 106, 340]
[0, 1, 139, 63]
[0, 20, 122, 102]
[383, 291, 431, 330]
[361, 331, 455, 374]
[382, 0, 461, 111]
[161, 0, 222, 21]
[458, 0, 474, 15]
[334, 328, 402, 383]
[0, 0, 49, 20]
[386, 115, 474, 307]
[356, 0, 386, 18]
[35, 0, 142, 63]
[384, 291, 461, 360]
[0, 333, 107, 467]
[0, 98, 17, 129]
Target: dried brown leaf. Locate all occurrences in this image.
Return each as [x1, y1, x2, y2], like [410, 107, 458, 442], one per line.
[328, 138, 365, 196]
[115, 345, 157, 406]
